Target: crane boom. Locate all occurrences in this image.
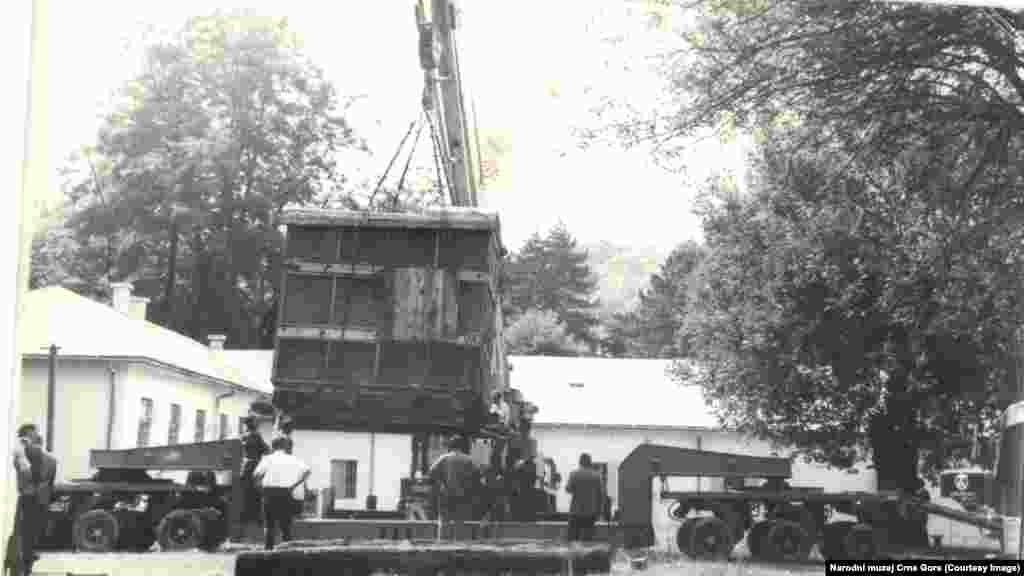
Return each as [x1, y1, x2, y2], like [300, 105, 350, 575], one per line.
[417, 0, 478, 208]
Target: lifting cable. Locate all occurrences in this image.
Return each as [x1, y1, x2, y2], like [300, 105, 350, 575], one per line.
[368, 115, 422, 208]
[394, 111, 427, 207]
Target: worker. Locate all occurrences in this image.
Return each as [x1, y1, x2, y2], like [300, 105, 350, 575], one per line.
[428, 436, 480, 523]
[240, 416, 270, 527]
[5, 424, 56, 576]
[5, 429, 34, 576]
[566, 453, 605, 543]
[253, 436, 311, 550]
[508, 456, 538, 521]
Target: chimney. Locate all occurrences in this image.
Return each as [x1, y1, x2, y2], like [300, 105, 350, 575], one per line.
[208, 335, 227, 351]
[110, 282, 133, 315]
[127, 296, 150, 322]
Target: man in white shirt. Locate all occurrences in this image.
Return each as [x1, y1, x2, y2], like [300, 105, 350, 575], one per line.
[253, 437, 310, 550]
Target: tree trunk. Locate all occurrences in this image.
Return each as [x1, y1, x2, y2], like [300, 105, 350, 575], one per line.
[162, 219, 179, 327]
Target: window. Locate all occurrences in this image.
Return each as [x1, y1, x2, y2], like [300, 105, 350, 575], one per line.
[137, 398, 154, 447]
[219, 413, 230, 440]
[168, 403, 182, 445]
[331, 459, 358, 499]
[194, 409, 207, 443]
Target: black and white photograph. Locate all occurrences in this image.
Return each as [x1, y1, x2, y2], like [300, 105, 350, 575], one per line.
[3, 0, 1024, 574]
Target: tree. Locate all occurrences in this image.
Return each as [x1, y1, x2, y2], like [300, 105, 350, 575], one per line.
[504, 223, 601, 350]
[55, 12, 362, 346]
[611, 240, 705, 358]
[504, 309, 588, 357]
[679, 135, 1022, 499]
[580, 0, 1024, 497]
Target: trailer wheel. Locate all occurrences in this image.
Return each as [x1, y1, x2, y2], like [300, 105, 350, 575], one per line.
[72, 509, 120, 553]
[842, 523, 878, 560]
[822, 521, 856, 560]
[157, 509, 205, 551]
[746, 521, 773, 559]
[197, 508, 227, 551]
[764, 520, 812, 562]
[687, 517, 734, 560]
[675, 517, 698, 554]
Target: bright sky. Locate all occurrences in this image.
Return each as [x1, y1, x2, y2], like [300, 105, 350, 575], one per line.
[48, 0, 749, 253]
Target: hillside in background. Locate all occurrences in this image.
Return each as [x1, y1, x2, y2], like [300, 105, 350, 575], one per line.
[583, 241, 671, 320]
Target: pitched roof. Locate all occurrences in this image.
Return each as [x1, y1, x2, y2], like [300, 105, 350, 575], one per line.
[508, 355, 719, 429]
[19, 286, 272, 395]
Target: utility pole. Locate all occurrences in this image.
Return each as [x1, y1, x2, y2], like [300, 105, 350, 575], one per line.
[419, 0, 477, 208]
[45, 344, 59, 452]
[999, 327, 1024, 557]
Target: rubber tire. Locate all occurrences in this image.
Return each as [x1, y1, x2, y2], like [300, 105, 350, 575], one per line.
[676, 517, 699, 555]
[764, 519, 812, 562]
[822, 521, 856, 560]
[746, 521, 773, 559]
[72, 509, 120, 553]
[688, 517, 734, 560]
[157, 509, 206, 551]
[842, 523, 879, 560]
[197, 508, 227, 551]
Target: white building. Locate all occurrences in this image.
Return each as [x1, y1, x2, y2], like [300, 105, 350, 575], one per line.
[16, 283, 272, 481]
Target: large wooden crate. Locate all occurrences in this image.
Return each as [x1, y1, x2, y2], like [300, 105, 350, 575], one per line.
[272, 208, 507, 434]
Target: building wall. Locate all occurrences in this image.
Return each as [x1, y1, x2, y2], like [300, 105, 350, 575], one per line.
[290, 429, 412, 512]
[18, 358, 111, 482]
[19, 357, 266, 482]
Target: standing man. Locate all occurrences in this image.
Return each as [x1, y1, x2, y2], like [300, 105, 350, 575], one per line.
[428, 436, 480, 524]
[5, 429, 34, 576]
[239, 416, 269, 528]
[566, 453, 604, 543]
[6, 424, 56, 576]
[253, 437, 310, 550]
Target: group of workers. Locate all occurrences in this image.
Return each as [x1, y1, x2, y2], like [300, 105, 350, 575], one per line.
[427, 431, 607, 542]
[5, 423, 58, 576]
[238, 415, 311, 550]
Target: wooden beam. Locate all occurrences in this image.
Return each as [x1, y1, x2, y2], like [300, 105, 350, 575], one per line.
[280, 207, 500, 231]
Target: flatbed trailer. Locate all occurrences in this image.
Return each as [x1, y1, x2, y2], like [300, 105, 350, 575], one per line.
[39, 439, 245, 553]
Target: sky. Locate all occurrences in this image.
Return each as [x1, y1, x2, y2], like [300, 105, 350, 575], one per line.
[46, 0, 750, 254]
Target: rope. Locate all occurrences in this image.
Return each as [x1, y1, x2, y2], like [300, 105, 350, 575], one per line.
[369, 118, 420, 208]
[394, 111, 427, 208]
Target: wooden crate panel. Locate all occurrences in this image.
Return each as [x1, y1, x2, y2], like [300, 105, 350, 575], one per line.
[437, 229, 492, 272]
[457, 282, 491, 337]
[377, 342, 431, 389]
[286, 227, 339, 262]
[349, 228, 435, 268]
[427, 343, 481, 390]
[333, 277, 384, 328]
[276, 340, 327, 381]
[389, 269, 460, 341]
[325, 342, 376, 388]
[282, 276, 332, 325]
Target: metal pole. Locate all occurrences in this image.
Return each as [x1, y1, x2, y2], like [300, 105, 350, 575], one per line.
[46, 344, 58, 452]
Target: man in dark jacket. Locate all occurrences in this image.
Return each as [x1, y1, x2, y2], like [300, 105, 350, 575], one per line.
[240, 417, 270, 526]
[428, 436, 480, 522]
[566, 453, 605, 542]
[7, 424, 56, 576]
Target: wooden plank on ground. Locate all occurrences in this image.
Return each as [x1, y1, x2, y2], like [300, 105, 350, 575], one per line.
[236, 540, 611, 575]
